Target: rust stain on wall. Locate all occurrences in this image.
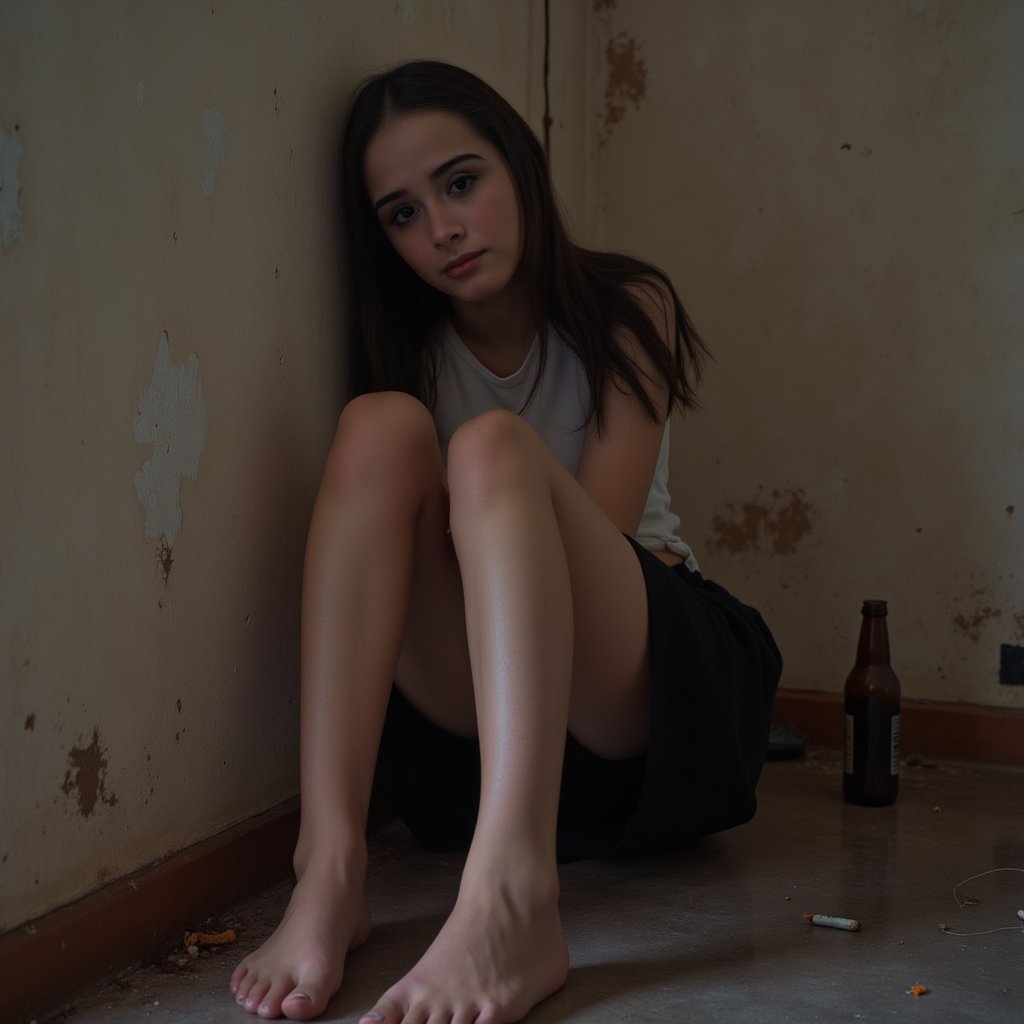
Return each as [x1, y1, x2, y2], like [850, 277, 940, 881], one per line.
[24, 713, 35, 730]
[710, 487, 815, 555]
[601, 32, 647, 140]
[60, 729, 118, 817]
[952, 605, 1002, 643]
[159, 541, 174, 585]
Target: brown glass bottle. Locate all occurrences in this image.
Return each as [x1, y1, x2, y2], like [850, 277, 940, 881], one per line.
[843, 600, 901, 806]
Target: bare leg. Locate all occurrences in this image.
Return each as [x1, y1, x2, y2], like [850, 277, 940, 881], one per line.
[230, 393, 457, 1020]
[360, 410, 653, 1024]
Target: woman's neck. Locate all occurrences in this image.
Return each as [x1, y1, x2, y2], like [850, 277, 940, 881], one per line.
[449, 275, 536, 377]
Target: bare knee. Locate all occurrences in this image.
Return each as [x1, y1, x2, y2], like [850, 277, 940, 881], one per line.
[337, 390, 434, 442]
[324, 391, 439, 495]
[447, 411, 541, 512]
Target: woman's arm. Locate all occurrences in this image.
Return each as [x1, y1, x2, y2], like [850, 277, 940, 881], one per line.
[574, 281, 674, 536]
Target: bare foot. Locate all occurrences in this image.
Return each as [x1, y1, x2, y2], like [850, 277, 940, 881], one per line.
[230, 862, 371, 1020]
[358, 867, 568, 1024]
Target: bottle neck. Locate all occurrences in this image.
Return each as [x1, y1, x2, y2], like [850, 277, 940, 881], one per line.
[857, 615, 891, 666]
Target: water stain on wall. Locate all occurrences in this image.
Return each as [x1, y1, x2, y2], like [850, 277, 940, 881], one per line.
[60, 729, 119, 817]
[710, 486, 815, 556]
[0, 123, 25, 249]
[602, 32, 647, 141]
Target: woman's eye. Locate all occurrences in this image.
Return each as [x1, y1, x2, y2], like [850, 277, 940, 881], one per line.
[391, 205, 416, 226]
[449, 173, 476, 195]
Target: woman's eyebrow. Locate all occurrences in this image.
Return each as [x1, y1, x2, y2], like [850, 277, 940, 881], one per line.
[430, 152, 483, 179]
[373, 152, 484, 212]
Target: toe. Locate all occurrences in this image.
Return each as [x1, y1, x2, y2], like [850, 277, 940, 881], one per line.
[278, 961, 336, 1020]
[359, 999, 403, 1024]
[279, 988, 320, 1021]
[230, 963, 249, 995]
[253, 979, 291, 1019]
[244, 979, 273, 1014]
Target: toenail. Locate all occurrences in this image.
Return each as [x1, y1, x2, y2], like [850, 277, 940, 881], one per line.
[361, 1014, 384, 1022]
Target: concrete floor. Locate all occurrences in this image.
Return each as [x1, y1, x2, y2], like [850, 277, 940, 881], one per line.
[47, 749, 1024, 1023]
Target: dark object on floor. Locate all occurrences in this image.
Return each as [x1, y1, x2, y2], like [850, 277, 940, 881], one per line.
[767, 720, 807, 759]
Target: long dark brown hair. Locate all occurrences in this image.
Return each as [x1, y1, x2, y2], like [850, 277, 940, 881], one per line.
[341, 59, 709, 427]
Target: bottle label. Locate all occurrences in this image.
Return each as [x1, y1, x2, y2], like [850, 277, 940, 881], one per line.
[844, 714, 854, 774]
[891, 713, 901, 775]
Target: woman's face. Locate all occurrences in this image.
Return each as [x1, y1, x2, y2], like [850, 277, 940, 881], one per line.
[364, 110, 524, 307]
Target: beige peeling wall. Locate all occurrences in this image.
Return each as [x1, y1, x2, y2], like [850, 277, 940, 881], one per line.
[0, 0, 555, 934]
[590, 1, 1024, 707]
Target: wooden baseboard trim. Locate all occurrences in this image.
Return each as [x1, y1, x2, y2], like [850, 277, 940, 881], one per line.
[773, 690, 1024, 766]
[0, 798, 299, 1024]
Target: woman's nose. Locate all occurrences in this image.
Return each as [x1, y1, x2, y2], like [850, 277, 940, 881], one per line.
[431, 209, 464, 246]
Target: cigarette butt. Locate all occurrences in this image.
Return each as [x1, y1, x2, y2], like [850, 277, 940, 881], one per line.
[804, 913, 860, 931]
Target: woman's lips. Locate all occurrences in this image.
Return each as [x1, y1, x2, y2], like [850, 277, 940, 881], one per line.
[443, 251, 484, 278]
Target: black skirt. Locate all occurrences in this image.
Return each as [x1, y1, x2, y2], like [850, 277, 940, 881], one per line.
[373, 537, 782, 861]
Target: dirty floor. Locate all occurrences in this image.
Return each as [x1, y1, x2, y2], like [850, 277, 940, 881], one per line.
[43, 751, 1024, 1023]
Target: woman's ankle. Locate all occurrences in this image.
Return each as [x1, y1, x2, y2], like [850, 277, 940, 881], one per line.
[293, 834, 368, 887]
[459, 841, 560, 911]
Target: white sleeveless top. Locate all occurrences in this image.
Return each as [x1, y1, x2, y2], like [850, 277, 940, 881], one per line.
[432, 324, 698, 571]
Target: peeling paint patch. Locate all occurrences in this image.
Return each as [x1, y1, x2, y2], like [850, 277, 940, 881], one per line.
[61, 729, 118, 817]
[202, 109, 225, 195]
[1, 125, 25, 249]
[710, 487, 815, 555]
[402, 0, 414, 27]
[135, 80, 146, 108]
[133, 332, 208, 545]
[601, 32, 647, 140]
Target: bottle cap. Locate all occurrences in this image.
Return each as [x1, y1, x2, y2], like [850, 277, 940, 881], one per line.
[861, 599, 889, 616]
